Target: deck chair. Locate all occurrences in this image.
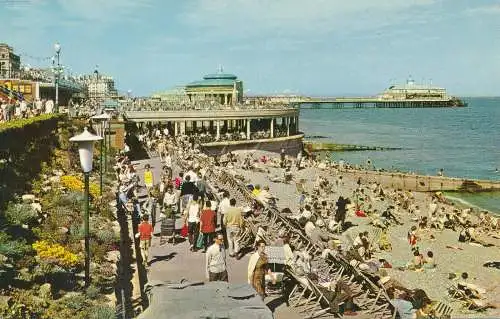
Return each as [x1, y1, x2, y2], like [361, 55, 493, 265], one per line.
[264, 246, 287, 295]
[302, 277, 333, 319]
[286, 268, 314, 308]
[430, 301, 453, 318]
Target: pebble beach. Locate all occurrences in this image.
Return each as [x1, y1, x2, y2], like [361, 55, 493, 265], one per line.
[231, 149, 500, 318]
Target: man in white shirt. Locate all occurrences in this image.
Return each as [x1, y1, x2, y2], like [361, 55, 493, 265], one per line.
[45, 99, 54, 114]
[163, 127, 169, 136]
[20, 100, 27, 117]
[164, 153, 172, 169]
[35, 98, 43, 114]
[205, 233, 228, 281]
[218, 191, 230, 227]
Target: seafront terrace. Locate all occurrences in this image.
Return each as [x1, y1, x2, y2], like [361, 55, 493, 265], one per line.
[120, 100, 294, 112]
[124, 103, 300, 141]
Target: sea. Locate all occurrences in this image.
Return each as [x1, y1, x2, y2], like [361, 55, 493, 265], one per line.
[300, 97, 500, 214]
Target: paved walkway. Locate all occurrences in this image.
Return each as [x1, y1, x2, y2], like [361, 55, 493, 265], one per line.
[132, 156, 302, 319]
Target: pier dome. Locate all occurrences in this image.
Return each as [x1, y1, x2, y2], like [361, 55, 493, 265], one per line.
[185, 66, 244, 105]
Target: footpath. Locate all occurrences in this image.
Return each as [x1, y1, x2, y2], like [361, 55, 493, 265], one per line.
[132, 156, 302, 319]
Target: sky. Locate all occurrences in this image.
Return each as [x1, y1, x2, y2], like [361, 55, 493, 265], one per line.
[1, 0, 499, 96]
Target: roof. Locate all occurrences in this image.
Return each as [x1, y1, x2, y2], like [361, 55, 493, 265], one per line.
[102, 99, 119, 108]
[203, 73, 237, 80]
[386, 84, 445, 91]
[186, 69, 239, 88]
[186, 78, 237, 87]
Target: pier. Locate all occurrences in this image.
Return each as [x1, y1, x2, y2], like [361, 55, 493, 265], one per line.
[245, 96, 466, 109]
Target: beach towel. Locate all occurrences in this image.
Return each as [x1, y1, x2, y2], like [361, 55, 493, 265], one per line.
[355, 210, 367, 217]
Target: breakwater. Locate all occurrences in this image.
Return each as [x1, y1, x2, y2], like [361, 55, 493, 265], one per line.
[305, 142, 402, 152]
[342, 169, 500, 193]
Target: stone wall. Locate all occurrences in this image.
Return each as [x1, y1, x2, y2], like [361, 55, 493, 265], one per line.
[201, 135, 303, 157]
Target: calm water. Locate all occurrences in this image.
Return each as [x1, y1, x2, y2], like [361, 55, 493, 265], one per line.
[300, 97, 500, 213]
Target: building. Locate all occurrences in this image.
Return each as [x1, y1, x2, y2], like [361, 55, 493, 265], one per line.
[0, 43, 20, 79]
[79, 74, 118, 102]
[379, 76, 448, 101]
[185, 67, 243, 105]
[151, 86, 188, 103]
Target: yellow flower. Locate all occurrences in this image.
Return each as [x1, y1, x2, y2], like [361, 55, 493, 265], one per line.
[33, 240, 80, 268]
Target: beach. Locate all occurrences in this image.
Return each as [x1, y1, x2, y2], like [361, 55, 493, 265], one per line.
[229, 149, 500, 317]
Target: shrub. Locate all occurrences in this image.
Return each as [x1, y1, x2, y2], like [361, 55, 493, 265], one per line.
[0, 233, 31, 259]
[87, 305, 115, 319]
[4, 203, 39, 226]
[32, 241, 80, 268]
[85, 285, 100, 300]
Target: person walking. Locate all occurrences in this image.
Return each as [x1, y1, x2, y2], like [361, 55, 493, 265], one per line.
[185, 193, 201, 251]
[247, 240, 270, 300]
[223, 198, 244, 259]
[205, 233, 228, 282]
[136, 214, 154, 267]
[199, 200, 216, 252]
[144, 164, 154, 198]
[180, 174, 198, 213]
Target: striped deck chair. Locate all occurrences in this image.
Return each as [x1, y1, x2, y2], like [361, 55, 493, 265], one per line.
[430, 301, 453, 318]
[286, 269, 314, 308]
[302, 277, 333, 318]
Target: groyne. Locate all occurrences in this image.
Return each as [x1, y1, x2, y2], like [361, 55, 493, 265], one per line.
[342, 169, 500, 192]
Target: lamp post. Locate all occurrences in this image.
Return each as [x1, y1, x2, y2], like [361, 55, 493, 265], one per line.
[69, 127, 102, 287]
[53, 42, 61, 113]
[94, 65, 99, 106]
[91, 113, 110, 195]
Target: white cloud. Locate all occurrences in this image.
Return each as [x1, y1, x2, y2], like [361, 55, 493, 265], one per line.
[465, 4, 500, 15]
[56, 0, 153, 23]
[182, 0, 437, 37]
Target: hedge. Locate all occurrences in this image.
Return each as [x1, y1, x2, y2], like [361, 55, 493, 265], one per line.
[0, 114, 66, 210]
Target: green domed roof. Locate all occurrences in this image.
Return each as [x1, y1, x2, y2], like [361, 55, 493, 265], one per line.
[186, 67, 239, 88]
[203, 73, 237, 80]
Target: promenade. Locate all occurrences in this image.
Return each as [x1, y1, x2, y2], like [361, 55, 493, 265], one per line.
[132, 156, 304, 319]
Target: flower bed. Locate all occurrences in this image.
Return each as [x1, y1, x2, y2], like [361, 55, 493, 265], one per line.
[32, 241, 80, 268]
[60, 175, 100, 199]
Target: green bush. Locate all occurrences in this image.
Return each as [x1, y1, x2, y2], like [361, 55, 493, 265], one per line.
[0, 233, 31, 259]
[85, 285, 100, 300]
[4, 203, 39, 226]
[87, 305, 115, 319]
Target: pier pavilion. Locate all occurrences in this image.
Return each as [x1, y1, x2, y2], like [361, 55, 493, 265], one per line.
[185, 67, 243, 105]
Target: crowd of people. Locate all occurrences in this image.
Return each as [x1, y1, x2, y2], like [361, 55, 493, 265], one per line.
[120, 98, 293, 112]
[0, 97, 56, 122]
[115, 120, 499, 318]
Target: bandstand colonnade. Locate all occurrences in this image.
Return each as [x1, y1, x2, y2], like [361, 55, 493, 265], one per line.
[123, 108, 300, 141]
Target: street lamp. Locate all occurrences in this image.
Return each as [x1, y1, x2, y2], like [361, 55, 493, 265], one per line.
[94, 65, 99, 105]
[53, 42, 62, 113]
[91, 113, 111, 195]
[69, 127, 102, 287]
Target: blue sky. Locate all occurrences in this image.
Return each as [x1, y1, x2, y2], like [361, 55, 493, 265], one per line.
[2, 0, 499, 96]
